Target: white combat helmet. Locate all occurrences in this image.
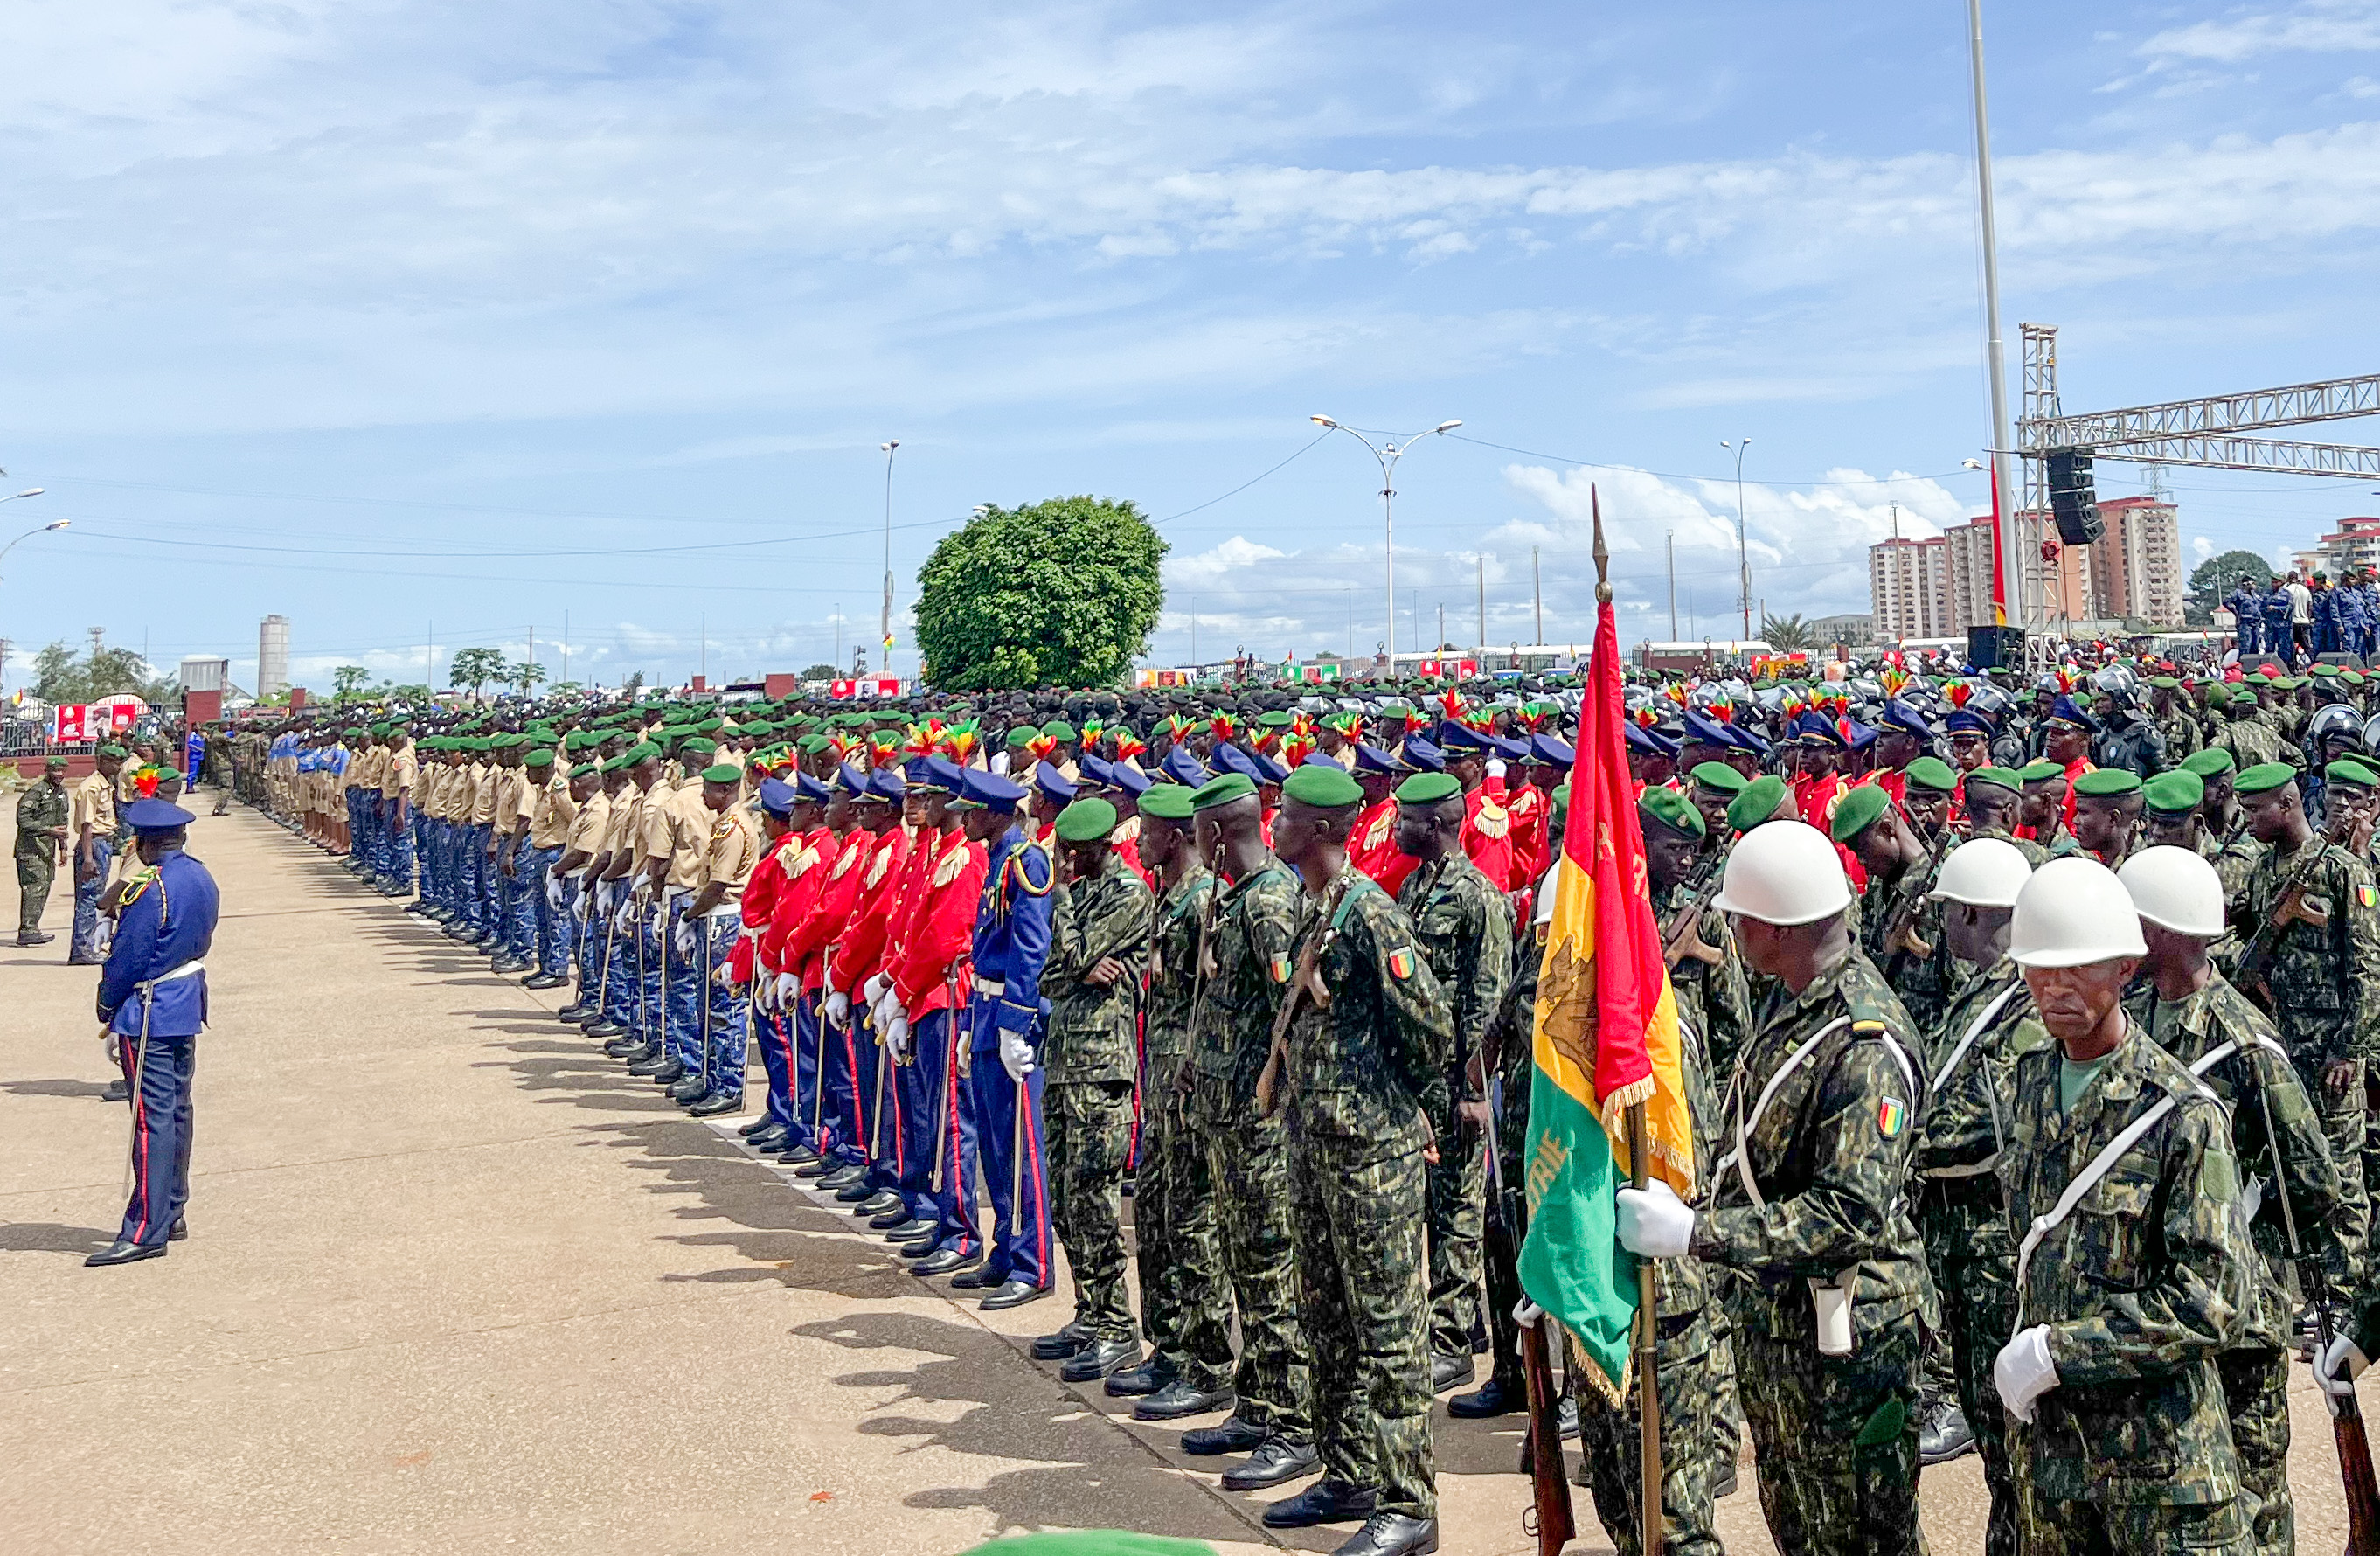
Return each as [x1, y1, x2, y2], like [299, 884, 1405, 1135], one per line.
[1928, 837, 2033, 908]
[2009, 857, 2148, 968]
[1710, 819, 1852, 927]
[2117, 844, 2227, 938]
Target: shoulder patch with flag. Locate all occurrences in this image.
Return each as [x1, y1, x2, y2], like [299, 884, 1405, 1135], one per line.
[1268, 953, 1292, 983]
[1878, 1097, 1907, 1138]
[2360, 883, 2376, 909]
[1386, 948, 1414, 979]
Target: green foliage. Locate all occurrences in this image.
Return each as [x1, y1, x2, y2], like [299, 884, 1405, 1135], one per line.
[449, 646, 505, 697]
[548, 680, 582, 695]
[28, 638, 177, 705]
[331, 665, 372, 698]
[914, 496, 1167, 691]
[389, 683, 434, 703]
[622, 670, 646, 697]
[800, 663, 836, 682]
[2186, 548, 2273, 625]
[1759, 612, 1815, 651]
[507, 659, 548, 696]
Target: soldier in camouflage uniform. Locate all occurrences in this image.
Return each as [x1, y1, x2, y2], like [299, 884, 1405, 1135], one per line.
[1916, 837, 2042, 1556]
[1107, 783, 1236, 1418]
[1616, 818, 1931, 1554]
[1389, 770, 1513, 1388]
[2229, 760, 2380, 1296]
[1038, 797, 1154, 1380]
[2070, 768, 2146, 866]
[1259, 763, 1449, 1556]
[14, 756, 70, 947]
[1181, 773, 1317, 1490]
[2150, 676, 2203, 763]
[1963, 767, 2051, 866]
[2183, 747, 2264, 909]
[1832, 783, 1956, 1034]
[1995, 855, 2256, 1555]
[2209, 685, 2285, 773]
[2125, 842, 2345, 1556]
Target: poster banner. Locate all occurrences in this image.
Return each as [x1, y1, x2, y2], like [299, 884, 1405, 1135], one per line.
[829, 677, 902, 700]
[52, 704, 91, 742]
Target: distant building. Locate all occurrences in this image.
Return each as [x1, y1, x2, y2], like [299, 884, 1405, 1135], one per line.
[2089, 497, 2184, 626]
[1868, 536, 1951, 642]
[2310, 517, 2380, 578]
[1807, 613, 1874, 647]
[1941, 513, 2002, 631]
[258, 615, 290, 698]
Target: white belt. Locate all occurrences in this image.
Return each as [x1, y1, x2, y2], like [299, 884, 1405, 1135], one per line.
[974, 976, 1005, 997]
[141, 960, 205, 990]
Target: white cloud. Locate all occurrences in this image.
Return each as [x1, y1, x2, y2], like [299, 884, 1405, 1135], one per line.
[2193, 535, 2217, 562]
[2142, 0, 2380, 64]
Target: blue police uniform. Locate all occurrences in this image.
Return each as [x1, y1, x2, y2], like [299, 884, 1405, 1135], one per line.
[967, 786, 1056, 1292]
[2263, 586, 2297, 666]
[2226, 585, 2261, 655]
[93, 802, 219, 1262]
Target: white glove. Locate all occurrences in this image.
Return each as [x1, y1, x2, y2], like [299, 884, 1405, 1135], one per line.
[885, 1014, 912, 1063]
[862, 973, 890, 1006]
[1993, 1325, 2061, 1423]
[825, 990, 851, 1028]
[774, 971, 800, 1010]
[2318, 1334, 2370, 1400]
[1000, 1029, 1035, 1081]
[871, 985, 899, 1029]
[674, 920, 697, 958]
[545, 877, 564, 911]
[1614, 1180, 1695, 1259]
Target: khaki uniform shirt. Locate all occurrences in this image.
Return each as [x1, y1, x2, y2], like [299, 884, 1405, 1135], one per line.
[663, 786, 711, 892]
[566, 791, 612, 867]
[73, 771, 118, 840]
[382, 745, 418, 800]
[468, 763, 499, 826]
[529, 775, 576, 849]
[703, 804, 762, 910]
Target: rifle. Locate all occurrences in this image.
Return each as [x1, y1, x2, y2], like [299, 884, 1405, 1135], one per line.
[2236, 813, 2343, 1011]
[1882, 819, 1959, 976]
[2245, 1051, 2380, 1554]
[1483, 1080, 1574, 1556]
[1253, 872, 1354, 1119]
[1176, 835, 1225, 1100]
[1659, 849, 1725, 971]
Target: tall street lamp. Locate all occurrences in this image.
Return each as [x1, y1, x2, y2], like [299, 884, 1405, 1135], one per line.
[0, 515, 67, 578]
[878, 441, 899, 677]
[1720, 440, 1752, 639]
[1310, 416, 1461, 672]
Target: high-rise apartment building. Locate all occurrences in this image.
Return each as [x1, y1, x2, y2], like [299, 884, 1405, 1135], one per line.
[1868, 535, 1952, 642]
[2090, 497, 2184, 627]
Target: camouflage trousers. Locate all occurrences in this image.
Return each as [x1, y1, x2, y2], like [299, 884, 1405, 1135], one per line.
[1200, 1106, 1312, 1440]
[1425, 1099, 1487, 1359]
[1289, 1132, 1434, 1521]
[16, 847, 53, 933]
[2218, 1348, 2292, 1556]
[1046, 1080, 1138, 1343]
[1573, 1306, 1724, 1556]
[1731, 1299, 1923, 1556]
[2017, 1493, 2248, 1554]
[1133, 1081, 1234, 1393]
[2294, 1052, 2369, 1291]
[1924, 1183, 2019, 1556]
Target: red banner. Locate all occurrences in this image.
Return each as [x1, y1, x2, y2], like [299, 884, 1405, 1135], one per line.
[52, 705, 91, 742]
[1418, 657, 1478, 679]
[829, 677, 901, 700]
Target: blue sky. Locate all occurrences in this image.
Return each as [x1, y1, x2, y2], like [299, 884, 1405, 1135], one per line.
[5, 0, 2378, 693]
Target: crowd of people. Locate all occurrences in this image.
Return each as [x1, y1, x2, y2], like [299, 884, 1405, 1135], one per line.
[37, 630, 2380, 1555]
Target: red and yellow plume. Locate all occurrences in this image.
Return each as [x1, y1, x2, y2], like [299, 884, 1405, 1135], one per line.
[1280, 732, 1316, 767]
[1025, 732, 1058, 764]
[135, 767, 163, 797]
[1437, 687, 1470, 725]
[1209, 712, 1239, 742]
[1661, 681, 1689, 706]
[827, 732, 857, 761]
[1079, 717, 1105, 751]
[867, 730, 901, 765]
[1633, 705, 1658, 728]
[941, 719, 981, 766]
[1880, 667, 1910, 697]
[1946, 681, 1973, 709]
[1162, 712, 1197, 740]
[1109, 728, 1147, 761]
[1707, 695, 1734, 724]
[901, 719, 944, 757]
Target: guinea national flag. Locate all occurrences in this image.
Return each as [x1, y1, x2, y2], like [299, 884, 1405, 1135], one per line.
[1518, 490, 1697, 1398]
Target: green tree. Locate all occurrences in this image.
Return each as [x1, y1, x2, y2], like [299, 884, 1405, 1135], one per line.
[332, 665, 372, 699]
[914, 495, 1167, 691]
[1760, 612, 1815, 651]
[622, 670, 646, 697]
[507, 660, 548, 697]
[449, 646, 505, 698]
[2186, 548, 2273, 625]
[389, 683, 434, 704]
[28, 639, 177, 705]
[800, 663, 836, 682]
[548, 680, 582, 695]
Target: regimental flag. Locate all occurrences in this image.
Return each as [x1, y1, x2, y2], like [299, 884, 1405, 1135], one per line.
[1519, 490, 1697, 1399]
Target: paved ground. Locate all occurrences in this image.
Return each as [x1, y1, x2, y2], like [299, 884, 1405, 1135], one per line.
[0, 802, 2363, 1553]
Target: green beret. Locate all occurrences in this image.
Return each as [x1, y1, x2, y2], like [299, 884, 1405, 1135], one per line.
[1393, 772, 1462, 805]
[1256, 711, 1296, 728]
[97, 745, 128, 759]
[1190, 774, 1257, 810]
[1689, 761, 1747, 795]
[1042, 719, 1078, 741]
[1640, 787, 1705, 839]
[1006, 728, 1038, 749]
[797, 733, 833, 754]
[1140, 787, 1196, 823]
[2016, 761, 2065, 784]
[2071, 768, 2141, 798]
[2149, 676, 2179, 690]
[1828, 783, 1891, 844]
[2328, 759, 2380, 789]
[696, 717, 723, 733]
[2347, 670, 2368, 687]
[2181, 747, 2236, 778]
[679, 736, 718, 757]
[2142, 770, 2203, 814]
[2205, 685, 2233, 709]
[570, 761, 600, 779]
[1280, 763, 1365, 809]
[1727, 775, 1789, 832]
[624, 741, 662, 764]
[2235, 762, 2296, 795]
[1965, 765, 2023, 794]
[700, 763, 741, 784]
[1904, 756, 1959, 794]
[600, 755, 628, 774]
[1055, 797, 1119, 843]
[523, 748, 556, 769]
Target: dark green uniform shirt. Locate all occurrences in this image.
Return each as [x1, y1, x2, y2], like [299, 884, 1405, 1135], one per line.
[14, 781, 69, 856]
[1045, 866, 1153, 1085]
[1190, 860, 1300, 1120]
[2229, 833, 2380, 1064]
[1395, 852, 1513, 1104]
[1142, 865, 1215, 1094]
[1280, 866, 1453, 1167]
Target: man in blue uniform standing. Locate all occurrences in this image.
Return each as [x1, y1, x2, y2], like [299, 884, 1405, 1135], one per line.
[950, 767, 1057, 1313]
[2263, 578, 2298, 668]
[88, 797, 220, 1268]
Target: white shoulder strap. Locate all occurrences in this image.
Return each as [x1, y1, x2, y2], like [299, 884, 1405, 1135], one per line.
[1930, 981, 2027, 1095]
[1718, 1017, 1851, 1210]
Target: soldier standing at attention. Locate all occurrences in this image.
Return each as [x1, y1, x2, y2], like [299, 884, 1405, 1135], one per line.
[1915, 837, 2040, 1556]
[1615, 818, 1931, 1553]
[1387, 769, 1512, 1395]
[1262, 761, 1449, 1556]
[1172, 772, 1317, 1490]
[87, 799, 219, 1267]
[1833, 784, 1955, 1034]
[70, 745, 127, 965]
[1031, 796, 1154, 1384]
[2121, 845, 2344, 1556]
[1110, 782, 1237, 1421]
[2229, 760, 2380, 1304]
[16, 755, 69, 947]
[1992, 857, 2255, 1554]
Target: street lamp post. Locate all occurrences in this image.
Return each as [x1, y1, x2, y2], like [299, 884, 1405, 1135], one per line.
[1310, 417, 1461, 674]
[0, 513, 67, 579]
[879, 441, 899, 678]
[1720, 441, 1751, 639]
